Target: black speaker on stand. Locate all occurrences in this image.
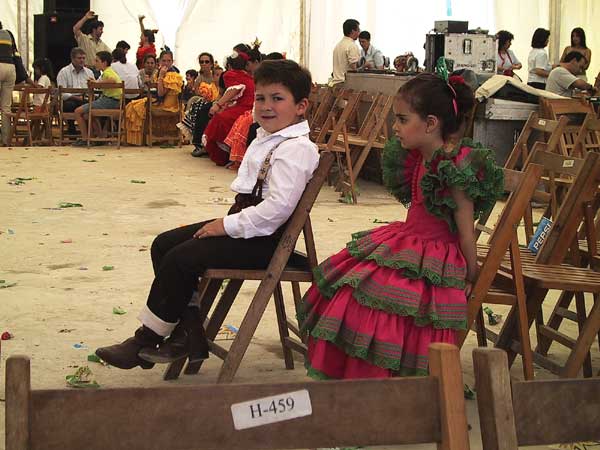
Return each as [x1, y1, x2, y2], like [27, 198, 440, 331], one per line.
[34, 0, 91, 76]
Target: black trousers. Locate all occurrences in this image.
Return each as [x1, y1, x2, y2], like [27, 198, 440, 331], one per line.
[147, 220, 280, 323]
[62, 97, 85, 132]
[192, 102, 213, 146]
[527, 82, 546, 90]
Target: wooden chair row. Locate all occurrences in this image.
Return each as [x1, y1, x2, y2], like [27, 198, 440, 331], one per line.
[7, 346, 600, 450]
[6, 85, 53, 146]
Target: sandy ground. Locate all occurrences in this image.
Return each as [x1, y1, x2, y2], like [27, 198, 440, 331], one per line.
[1, 145, 597, 450]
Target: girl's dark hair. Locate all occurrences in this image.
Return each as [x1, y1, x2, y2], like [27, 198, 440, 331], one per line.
[198, 52, 214, 67]
[531, 28, 550, 48]
[571, 27, 587, 48]
[32, 58, 54, 81]
[248, 44, 262, 63]
[228, 52, 249, 70]
[143, 29, 155, 44]
[96, 51, 112, 66]
[265, 52, 285, 60]
[158, 49, 173, 61]
[397, 73, 474, 140]
[233, 43, 250, 54]
[143, 53, 157, 64]
[496, 30, 514, 51]
[253, 59, 312, 103]
[111, 48, 127, 64]
[186, 69, 198, 78]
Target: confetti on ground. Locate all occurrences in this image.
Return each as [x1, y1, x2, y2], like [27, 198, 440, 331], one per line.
[0, 280, 17, 289]
[72, 343, 88, 349]
[483, 307, 503, 326]
[130, 180, 146, 184]
[58, 202, 83, 208]
[8, 229, 15, 234]
[372, 219, 392, 224]
[95, 154, 105, 156]
[87, 354, 108, 366]
[1, 331, 13, 340]
[112, 306, 126, 315]
[58, 329, 75, 333]
[102, 265, 114, 271]
[464, 384, 475, 400]
[61, 239, 73, 243]
[66, 366, 100, 388]
[8, 177, 34, 185]
[216, 324, 238, 341]
[82, 159, 98, 163]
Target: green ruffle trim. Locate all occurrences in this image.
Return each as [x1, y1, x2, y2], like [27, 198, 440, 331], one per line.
[306, 361, 428, 380]
[309, 327, 430, 377]
[309, 266, 467, 331]
[382, 137, 415, 207]
[421, 138, 504, 233]
[346, 238, 466, 290]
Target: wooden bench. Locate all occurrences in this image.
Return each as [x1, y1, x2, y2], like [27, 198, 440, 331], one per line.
[474, 347, 600, 449]
[6, 343, 470, 450]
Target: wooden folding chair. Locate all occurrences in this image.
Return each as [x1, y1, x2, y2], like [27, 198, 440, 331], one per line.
[6, 343, 469, 450]
[310, 87, 351, 143]
[146, 87, 183, 147]
[493, 151, 600, 378]
[308, 87, 336, 140]
[474, 348, 600, 450]
[6, 86, 53, 146]
[458, 163, 544, 380]
[164, 152, 334, 383]
[572, 113, 600, 157]
[58, 87, 88, 145]
[305, 84, 329, 125]
[540, 97, 596, 157]
[503, 111, 568, 169]
[86, 81, 125, 148]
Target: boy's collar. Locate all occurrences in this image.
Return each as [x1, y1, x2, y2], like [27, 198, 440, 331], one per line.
[256, 120, 310, 140]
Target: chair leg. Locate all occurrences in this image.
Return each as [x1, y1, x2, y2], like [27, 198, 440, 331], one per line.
[163, 278, 223, 381]
[574, 292, 593, 377]
[273, 282, 294, 370]
[475, 307, 488, 347]
[184, 279, 243, 375]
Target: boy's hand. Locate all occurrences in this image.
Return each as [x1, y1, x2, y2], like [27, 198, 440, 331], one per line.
[194, 219, 226, 239]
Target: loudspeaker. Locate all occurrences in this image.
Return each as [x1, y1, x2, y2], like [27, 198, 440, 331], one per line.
[44, 0, 89, 14]
[34, 13, 80, 76]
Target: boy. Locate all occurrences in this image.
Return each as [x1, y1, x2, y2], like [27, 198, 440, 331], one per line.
[96, 59, 319, 369]
[73, 50, 122, 145]
[182, 69, 198, 103]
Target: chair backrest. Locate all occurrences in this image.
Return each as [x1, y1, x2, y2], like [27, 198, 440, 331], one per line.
[23, 87, 53, 114]
[86, 81, 125, 113]
[6, 343, 470, 450]
[572, 113, 600, 157]
[58, 87, 88, 113]
[540, 97, 596, 156]
[504, 112, 568, 169]
[320, 91, 362, 149]
[458, 163, 544, 347]
[473, 348, 600, 449]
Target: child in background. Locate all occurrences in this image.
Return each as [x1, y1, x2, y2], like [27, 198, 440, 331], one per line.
[31, 58, 53, 111]
[300, 73, 504, 379]
[95, 59, 319, 370]
[182, 69, 198, 103]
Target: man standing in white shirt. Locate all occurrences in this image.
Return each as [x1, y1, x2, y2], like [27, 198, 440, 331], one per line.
[56, 47, 94, 134]
[546, 51, 596, 97]
[330, 19, 361, 86]
[358, 31, 385, 70]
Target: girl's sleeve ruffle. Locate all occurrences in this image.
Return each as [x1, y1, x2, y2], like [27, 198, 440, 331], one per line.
[381, 138, 420, 207]
[163, 72, 183, 93]
[421, 139, 504, 232]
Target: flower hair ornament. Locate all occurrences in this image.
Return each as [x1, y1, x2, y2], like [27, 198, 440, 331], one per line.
[435, 57, 459, 116]
[231, 50, 250, 61]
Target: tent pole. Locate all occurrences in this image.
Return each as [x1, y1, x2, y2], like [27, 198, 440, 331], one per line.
[549, 0, 561, 64]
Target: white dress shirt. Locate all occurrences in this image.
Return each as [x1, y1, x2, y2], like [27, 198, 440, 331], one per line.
[56, 63, 94, 99]
[112, 61, 142, 98]
[223, 120, 319, 239]
[528, 48, 552, 84]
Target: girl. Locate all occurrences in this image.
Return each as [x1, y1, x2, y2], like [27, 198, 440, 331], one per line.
[527, 28, 552, 89]
[31, 58, 53, 111]
[125, 49, 182, 145]
[95, 59, 319, 370]
[560, 27, 591, 80]
[137, 53, 158, 89]
[300, 73, 503, 379]
[136, 15, 157, 69]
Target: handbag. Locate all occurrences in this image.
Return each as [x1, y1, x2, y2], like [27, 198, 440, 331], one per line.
[13, 53, 28, 84]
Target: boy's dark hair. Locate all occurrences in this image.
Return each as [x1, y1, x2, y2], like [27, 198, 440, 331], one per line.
[143, 53, 157, 64]
[564, 51, 586, 63]
[116, 40, 130, 51]
[112, 48, 127, 64]
[531, 28, 550, 48]
[253, 59, 312, 103]
[32, 57, 54, 80]
[358, 31, 371, 41]
[233, 43, 251, 54]
[265, 52, 284, 60]
[186, 69, 198, 78]
[96, 51, 112, 66]
[229, 53, 248, 70]
[496, 30, 514, 50]
[248, 45, 262, 63]
[89, 20, 104, 31]
[343, 19, 360, 36]
[398, 73, 474, 140]
[570, 27, 587, 49]
[143, 29, 156, 44]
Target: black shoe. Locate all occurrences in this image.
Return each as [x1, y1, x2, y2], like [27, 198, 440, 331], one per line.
[191, 146, 208, 157]
[139, 307, 209, 364]
[95, 326, 163, 369]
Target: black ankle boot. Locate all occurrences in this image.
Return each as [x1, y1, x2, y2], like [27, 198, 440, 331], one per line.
[138, 307, 209, 364]
[95, 326, 163, 370]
